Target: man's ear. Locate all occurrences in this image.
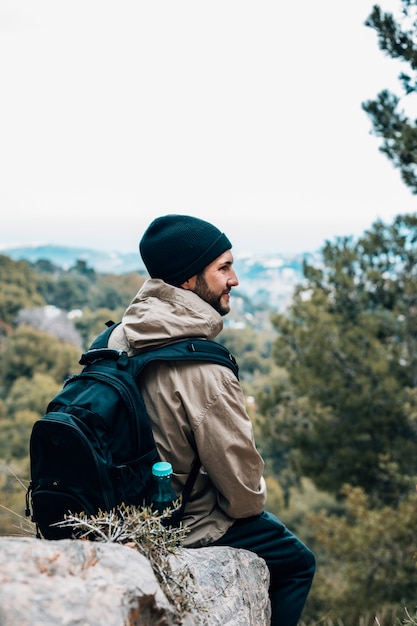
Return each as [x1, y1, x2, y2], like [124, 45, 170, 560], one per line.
[181, 276, 197, 290]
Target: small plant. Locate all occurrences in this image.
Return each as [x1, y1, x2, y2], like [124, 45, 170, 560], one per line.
[55, 502, 200, 623]
[401, 607, 417, 625]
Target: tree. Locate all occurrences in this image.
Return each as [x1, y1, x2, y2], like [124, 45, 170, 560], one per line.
[48, 275, 90, 311]
[0, 326, 81, 394]
[219, 326, 274, 379]
[90, 272, 145, 311]
[0, 410, 38, 460]
[269, 214, 417, 505]
[305, 485, 417, 626]
[0, 256, 44, 326]
[362, 0, 417, 192]
[5, 373, 61, 419]
[73, 307, 125, 348]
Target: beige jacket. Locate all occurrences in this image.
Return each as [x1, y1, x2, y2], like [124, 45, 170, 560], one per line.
[108, 279, 266, 547]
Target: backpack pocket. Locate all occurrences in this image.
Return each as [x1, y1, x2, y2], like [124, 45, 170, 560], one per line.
[114, 447, 159, 506]
[29, 412, 116, 539]
[30, 488, 92, 539]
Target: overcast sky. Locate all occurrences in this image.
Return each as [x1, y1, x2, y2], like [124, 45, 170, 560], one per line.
[1, 0, 416, 256]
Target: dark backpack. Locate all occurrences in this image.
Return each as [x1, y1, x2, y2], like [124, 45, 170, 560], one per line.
[26, 322, 239, 539]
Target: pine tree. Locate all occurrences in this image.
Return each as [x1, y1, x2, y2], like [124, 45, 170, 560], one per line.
[270, 214, 417, 505]
[362, 0, 417, 192]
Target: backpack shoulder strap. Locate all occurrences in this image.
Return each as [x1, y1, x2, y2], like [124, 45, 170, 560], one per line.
[83, 322, 239, 379]
[133, 338, 239, 379]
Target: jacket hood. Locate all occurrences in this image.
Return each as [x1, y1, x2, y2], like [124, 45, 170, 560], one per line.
[122, 279, 224, 351]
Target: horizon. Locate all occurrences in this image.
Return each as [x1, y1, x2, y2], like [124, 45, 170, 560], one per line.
[2, 206, 416, 258]
[0, 236, 320, 259]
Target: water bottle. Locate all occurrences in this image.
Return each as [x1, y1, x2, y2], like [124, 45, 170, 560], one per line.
[150, 461, 177, 514]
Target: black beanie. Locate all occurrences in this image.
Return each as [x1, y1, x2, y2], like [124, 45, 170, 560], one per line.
[139, 214, 232, 285]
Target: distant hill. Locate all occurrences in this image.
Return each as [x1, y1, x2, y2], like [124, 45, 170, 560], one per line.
[1, 244, 141, 275]
[1, 244, 318, 311]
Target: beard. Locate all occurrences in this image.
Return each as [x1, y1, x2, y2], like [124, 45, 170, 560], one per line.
[194, 272, 230, 316]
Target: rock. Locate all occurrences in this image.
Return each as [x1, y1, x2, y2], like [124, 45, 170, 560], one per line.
[179, 546, 271, 625]
[0, 537, 271, 625]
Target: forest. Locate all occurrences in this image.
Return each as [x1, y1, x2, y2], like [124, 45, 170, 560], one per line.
[2, 0, 417, 623]
[1, 211, 417, 626]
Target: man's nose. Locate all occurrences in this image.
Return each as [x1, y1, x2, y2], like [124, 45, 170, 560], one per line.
[229, 270, 239, 287]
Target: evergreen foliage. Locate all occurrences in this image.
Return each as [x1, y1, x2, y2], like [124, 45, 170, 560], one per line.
[306, 485, 417, 625]
[0, 326, 81, 394]
[0, 255, 44, 325]
[362, 0, 417, 192]
[271, 214, 417, 506]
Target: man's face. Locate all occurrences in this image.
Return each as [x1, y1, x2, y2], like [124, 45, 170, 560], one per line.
[183, 250, 238, 316]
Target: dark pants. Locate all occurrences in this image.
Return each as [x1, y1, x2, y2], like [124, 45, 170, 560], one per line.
[210, 511, 315, 626]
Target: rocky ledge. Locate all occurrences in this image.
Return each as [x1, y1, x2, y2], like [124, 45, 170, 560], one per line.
[0, 536, 271, 625]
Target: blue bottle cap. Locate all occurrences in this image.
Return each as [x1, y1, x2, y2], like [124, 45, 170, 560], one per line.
[152, 461, 173, 477]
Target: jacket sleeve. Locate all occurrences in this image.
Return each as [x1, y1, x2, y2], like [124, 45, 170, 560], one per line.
[191, 367, 267, 519]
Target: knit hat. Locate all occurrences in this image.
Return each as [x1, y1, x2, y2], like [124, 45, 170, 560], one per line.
[139, 214, 232, 285]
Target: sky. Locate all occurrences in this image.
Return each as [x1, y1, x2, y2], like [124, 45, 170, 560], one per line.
[1, 0, 416, 256]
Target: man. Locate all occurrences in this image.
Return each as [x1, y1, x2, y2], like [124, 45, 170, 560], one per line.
[108, 214, 315, 626]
